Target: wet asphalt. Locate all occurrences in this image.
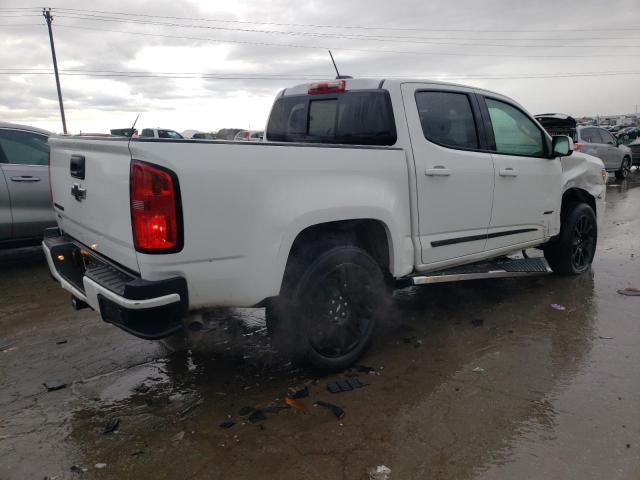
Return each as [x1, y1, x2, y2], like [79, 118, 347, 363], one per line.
[1, 171, 639, 480]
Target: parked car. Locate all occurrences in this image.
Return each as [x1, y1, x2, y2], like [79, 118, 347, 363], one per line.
[628, 138, 640, 167]
[45, 78, 606, 371]
[575, 126, 632, 179]
[0, 122, 56, 248]
[233, 130, 264, 142]
[191, 132, 216, 140]
[536, 115, 631, 180]
[615, 126, 638, 142]
[139, 128, 184, 139]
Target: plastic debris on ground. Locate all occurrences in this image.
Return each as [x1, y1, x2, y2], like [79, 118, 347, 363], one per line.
[284, 395, 309, 414]
[314, 400, 345, 420]
[286, 385, 309, 399]
[70, 465, 87, 474]
[368, 464, 392, 480]
[43, 381, 67, 392]
[472, 367, 485, 373]
[0, 339, 17, 352]
[617, 287, 640, 297]
[94, 463, 107, 469]
[550, 304, 566, 311]
[172, 431, 185, 442]
[248, 410, 266, 423]
[103, 418, 120, 434]
[327, 376, 367, 394]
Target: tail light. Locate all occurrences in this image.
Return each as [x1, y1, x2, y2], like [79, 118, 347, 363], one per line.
[130, 160, 182, 253]
[308, 79, 346, 95]
[574, 142, 583, 151]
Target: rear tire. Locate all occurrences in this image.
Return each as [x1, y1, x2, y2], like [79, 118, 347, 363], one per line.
[615, 156, 631, 180]
[544, 203, 597, 275]
[267, 244, 389, 372]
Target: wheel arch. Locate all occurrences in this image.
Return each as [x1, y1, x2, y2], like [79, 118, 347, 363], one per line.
[277, 218, 394, 294]
[561, 187, 596, 220]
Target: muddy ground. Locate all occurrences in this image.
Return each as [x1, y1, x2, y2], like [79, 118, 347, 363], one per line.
[1, 172, 639, 480]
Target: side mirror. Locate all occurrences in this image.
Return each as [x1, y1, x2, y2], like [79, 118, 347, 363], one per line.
[551, 135, 573, 157]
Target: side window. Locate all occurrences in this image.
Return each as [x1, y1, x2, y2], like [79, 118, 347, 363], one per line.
[140, 129, 154, 138]
[415, 91, 478, 149]
[0, 130, 49, 165]
[600, 129, 615, 144]
[581, 128, 603, 144]
[485, 98, 545, 157]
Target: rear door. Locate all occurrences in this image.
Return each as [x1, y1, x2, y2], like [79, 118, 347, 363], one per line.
[0, 166, 11, 241]
[49, 137, 139, 272]
[401, 83, 495, 265]
[579, 128, 609, 167]
[0, 128, 55, 239]
[479, 95, 561, 250]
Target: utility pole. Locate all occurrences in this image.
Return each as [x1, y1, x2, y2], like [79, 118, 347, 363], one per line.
[43, 8, 67, 134]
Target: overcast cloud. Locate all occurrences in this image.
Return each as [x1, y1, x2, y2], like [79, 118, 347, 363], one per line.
[0, 0, 639, 134]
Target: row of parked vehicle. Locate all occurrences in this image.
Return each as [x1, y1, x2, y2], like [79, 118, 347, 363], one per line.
[134, 128, 264, 141]
[535, 114, 638, 179]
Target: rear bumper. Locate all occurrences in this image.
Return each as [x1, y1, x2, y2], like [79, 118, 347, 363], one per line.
[42, 229, 188, 339]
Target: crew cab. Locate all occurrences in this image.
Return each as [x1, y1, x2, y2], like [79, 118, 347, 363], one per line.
[44, 78, 606, 371]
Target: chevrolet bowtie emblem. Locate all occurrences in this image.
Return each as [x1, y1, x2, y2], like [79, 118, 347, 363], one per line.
[71, 183, 87, 201]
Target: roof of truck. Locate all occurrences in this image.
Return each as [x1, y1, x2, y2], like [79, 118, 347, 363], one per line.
[282, 77, 506, 99]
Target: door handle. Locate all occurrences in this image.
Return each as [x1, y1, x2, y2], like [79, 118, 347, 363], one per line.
[425, 166, 451, 176]
[499, 168, 518, 177]
[10, 176, 41, 182]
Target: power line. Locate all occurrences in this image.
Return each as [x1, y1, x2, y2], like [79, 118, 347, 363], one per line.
[37, 6, 640, 33]
[51, 23, 640, 59]
[51, 12, 640, 51]
[3, 69, 640, 80]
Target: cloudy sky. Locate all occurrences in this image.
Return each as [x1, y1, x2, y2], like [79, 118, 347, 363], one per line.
[1, 0, 639, 134]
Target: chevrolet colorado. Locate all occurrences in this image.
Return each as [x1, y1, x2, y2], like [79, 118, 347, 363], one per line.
[44, 78, 606, 371]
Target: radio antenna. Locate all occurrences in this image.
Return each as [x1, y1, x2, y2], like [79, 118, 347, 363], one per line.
[328, 50, 341, 78]
[328, 50, 352, 80]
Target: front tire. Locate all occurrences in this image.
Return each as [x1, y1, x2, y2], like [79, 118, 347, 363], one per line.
[544, 203, 597, 275]
[615, 156, 631, 180]
[267, 244, 389, 372]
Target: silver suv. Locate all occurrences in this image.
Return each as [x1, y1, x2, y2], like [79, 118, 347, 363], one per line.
[0, 122, 56, 248]
[575, 125, 632, 180]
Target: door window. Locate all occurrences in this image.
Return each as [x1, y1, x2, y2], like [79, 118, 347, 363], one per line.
[0, 129, 49, 165]
[580, 128, 603, 144]
[485, 98, 545, 157]
[415, 91, 478, 149]
[599, 129, 616, 145]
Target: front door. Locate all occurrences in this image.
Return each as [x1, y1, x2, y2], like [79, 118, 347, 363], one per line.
[598, 128, 623, 170]
[478, 95, 562, 251]
[0, 128, 54, 239]
[401, 84, 495, 266]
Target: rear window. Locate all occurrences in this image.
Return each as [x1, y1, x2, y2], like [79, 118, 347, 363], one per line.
[267, 90, 397, 146]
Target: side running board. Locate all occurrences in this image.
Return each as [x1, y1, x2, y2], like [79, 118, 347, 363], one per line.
[404, 257, 552, 286]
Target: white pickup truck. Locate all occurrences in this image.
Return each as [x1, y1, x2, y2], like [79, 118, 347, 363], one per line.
[44, 78, 606, 371]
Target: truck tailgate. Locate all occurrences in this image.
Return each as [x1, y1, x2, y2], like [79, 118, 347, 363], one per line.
[48, 137, 139, 272]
